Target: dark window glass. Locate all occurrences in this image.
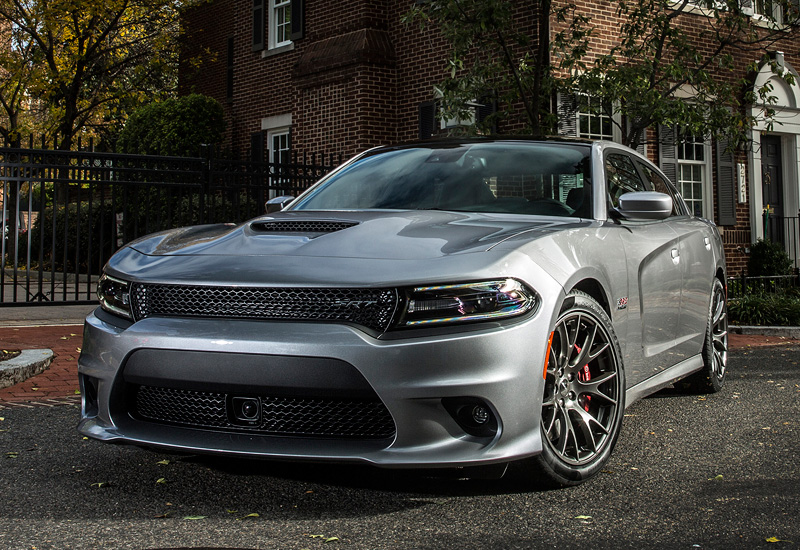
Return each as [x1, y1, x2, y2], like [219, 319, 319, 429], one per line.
[605, 153, 645, 207]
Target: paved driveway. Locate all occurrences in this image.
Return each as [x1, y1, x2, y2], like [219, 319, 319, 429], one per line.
[0, 342, 798, 550]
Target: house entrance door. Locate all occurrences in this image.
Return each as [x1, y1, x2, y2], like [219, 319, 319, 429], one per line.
[762, 135, 784, 244]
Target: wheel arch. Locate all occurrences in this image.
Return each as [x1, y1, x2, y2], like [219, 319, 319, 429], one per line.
[715, 266, 726, 285]
[565, 278, 612, 317]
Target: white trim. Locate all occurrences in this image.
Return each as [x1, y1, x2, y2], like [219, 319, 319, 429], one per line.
[261, 113, 292, 131]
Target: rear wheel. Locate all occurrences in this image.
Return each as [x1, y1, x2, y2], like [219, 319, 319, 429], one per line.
[520, 291, 625, 488]
[681, 278, 727, 393]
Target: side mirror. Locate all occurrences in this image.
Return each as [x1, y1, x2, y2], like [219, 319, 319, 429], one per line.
[265, 195, 295, 214]
[617, 191, 673, 220]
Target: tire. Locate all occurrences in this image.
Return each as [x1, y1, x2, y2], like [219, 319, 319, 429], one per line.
[681, 278, 728, 394]
[517, 290, 626, 488]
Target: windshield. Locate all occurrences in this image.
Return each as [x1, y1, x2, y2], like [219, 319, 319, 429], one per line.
[290, 142, 593, 217]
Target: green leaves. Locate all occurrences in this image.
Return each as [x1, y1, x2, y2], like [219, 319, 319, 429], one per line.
[0, 0, 195, 148]
[116, 94, 225, 157]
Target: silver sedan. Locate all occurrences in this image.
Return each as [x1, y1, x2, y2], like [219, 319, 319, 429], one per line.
[78, 138, 727, 487]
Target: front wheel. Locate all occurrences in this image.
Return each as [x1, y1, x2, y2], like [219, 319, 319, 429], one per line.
[517, 291, 626, 488]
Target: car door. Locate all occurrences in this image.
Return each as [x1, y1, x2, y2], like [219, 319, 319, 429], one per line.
[636, 160, 715, 361]
[604, 151, 683, 387]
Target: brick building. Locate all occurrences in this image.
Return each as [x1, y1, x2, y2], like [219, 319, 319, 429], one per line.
[179, 0, 800, 273]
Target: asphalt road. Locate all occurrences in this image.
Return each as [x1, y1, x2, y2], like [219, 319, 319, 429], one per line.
[1, 345, 798, 550]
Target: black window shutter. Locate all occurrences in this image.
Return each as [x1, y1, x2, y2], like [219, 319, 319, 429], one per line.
[251, 132, 265, 163]
[557, 92, 578, 137]
[290, 0, 304, 41]
[252, 0, 265, 51]
[715, 139, 737, 226]
[658, 125, 679, 187]
[627, 119, 646, 156]
[475, 94, 497, 133]
[419, 101, 436, 140]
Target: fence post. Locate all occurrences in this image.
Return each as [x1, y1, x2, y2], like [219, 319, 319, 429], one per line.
[200, 145, 213, 225]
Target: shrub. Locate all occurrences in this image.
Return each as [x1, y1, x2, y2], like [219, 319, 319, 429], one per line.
[748, 239, 792, 276]
[728, 293, 800, 326]
[117, 94, 226, 157]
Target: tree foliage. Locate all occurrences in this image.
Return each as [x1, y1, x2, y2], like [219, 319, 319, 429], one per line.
[572, 0, 800, 149]
[406, 0, 800, 148]
[116, 94, 226, 157]
[0, 0, 194, 149]
[403, 0, 592, 136]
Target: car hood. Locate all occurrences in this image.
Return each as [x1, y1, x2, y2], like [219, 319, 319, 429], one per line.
[127, 210, 587, 260]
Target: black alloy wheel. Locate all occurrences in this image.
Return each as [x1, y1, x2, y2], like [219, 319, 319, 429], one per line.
[523, 290, 626, 487]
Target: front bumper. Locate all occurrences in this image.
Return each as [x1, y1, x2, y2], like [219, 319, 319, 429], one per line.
[77, 303, 557, 468]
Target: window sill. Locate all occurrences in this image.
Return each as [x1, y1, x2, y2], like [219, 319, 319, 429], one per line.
[262, 43, 294, 58]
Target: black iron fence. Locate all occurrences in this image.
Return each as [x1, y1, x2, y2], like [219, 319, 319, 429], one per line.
[1, 144, 341, 305]
[763, 210, 800, 271]
[726, 273, 799, 300]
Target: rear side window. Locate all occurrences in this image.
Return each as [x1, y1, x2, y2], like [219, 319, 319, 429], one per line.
[605, 153, 646, 208]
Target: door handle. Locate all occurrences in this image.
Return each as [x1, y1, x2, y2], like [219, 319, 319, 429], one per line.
[671, 248, 680, 265]
[704, 237, 712, 250]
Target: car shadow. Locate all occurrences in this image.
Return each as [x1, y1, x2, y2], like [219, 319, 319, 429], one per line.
[183, 454, 548, 497]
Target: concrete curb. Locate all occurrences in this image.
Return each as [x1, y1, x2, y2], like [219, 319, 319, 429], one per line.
[730, 325, 800, 339]
[0, 349, 54, 390]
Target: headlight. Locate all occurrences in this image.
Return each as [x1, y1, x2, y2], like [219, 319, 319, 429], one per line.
[97, 273, 133, 320]
[398, 278, 536, 327]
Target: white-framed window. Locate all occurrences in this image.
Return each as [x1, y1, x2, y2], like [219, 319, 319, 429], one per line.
[269, 0, 292, 50]
[577, 94, 616, 141]
[677, 133, 712, 218]
[268, 127, 291, 196]
[755, 0, 782, 20]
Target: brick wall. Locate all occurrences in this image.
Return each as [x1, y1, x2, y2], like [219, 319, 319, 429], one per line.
[180, 0, 800, 270]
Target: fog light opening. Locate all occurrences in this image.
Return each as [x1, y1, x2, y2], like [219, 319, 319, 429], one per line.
[79, 373, 99, 417]
[442, 397, 499, 438]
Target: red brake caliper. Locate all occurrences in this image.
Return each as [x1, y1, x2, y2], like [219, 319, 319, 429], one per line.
[575, 345, 592, 412]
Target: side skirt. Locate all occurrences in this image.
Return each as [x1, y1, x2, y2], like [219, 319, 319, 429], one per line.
[625, 354, 703, 407]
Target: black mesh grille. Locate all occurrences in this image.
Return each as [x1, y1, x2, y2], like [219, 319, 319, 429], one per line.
[129, 284, 399, 332]
[133, 385, 396, 439]
[250, 220, 358, 234]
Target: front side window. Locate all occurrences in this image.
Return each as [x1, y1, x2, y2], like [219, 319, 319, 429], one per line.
[270, 0, 292, 49]
[636, 160, 684, 217]
[605, 153, 646, 207]
[677, 133, 710, 218]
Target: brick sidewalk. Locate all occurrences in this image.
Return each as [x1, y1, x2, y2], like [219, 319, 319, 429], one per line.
[0, 324, 796, 404]
[0, 325, 83, 402]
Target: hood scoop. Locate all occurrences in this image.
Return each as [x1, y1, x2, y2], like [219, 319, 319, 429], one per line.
[250, 219, 359, 237]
